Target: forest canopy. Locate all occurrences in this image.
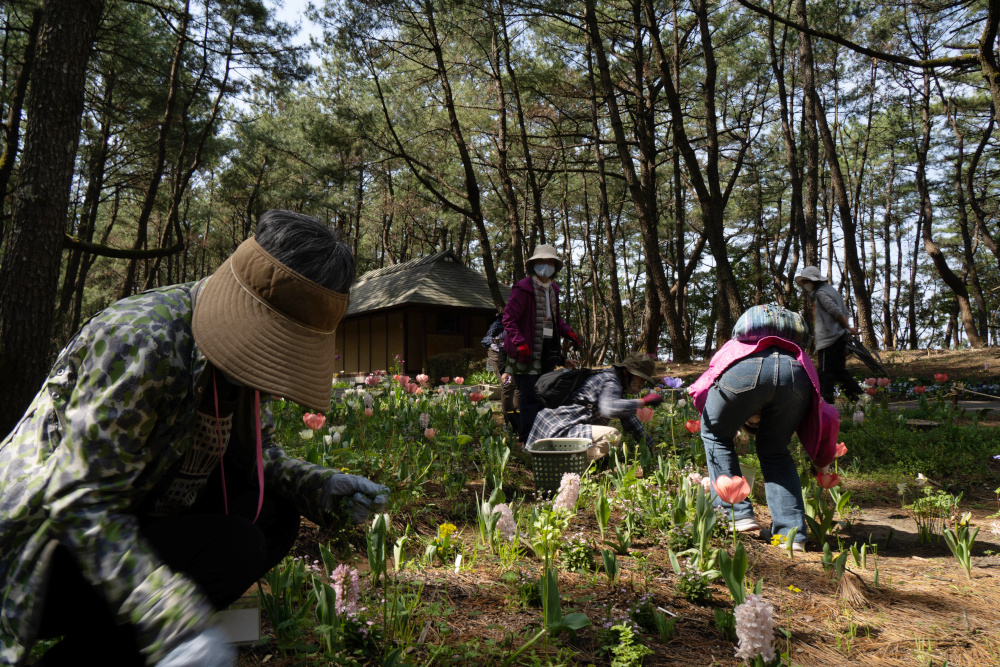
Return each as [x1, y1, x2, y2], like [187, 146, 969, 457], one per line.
[1, 0, 998, 431]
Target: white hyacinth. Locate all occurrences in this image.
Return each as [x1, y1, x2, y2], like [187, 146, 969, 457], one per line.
[419, 412, 430, 429]
[733, 593, 776, 662]
[552, 473, 581, 513]
[492, 503, 516, 541]
[853, 410, 864, 425]
[687, 471, 703, 486]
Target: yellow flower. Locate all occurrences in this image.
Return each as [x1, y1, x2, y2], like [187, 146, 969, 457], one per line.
[438, 523, 457, 539]
[770, 534, 786, 546]
[340, 467, 351, 472]
[787, 585, 801, 593]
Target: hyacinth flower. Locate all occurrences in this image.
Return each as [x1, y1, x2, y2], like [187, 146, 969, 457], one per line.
[553, 472, 581, 514]
[733, 593, 776, 664]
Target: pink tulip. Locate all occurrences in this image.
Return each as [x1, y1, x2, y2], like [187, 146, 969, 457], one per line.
[876, 378, 890, 388]
[816, 471, 841, 489]
[454, 377, 464, 385]
[365, 375, 380, 386]
[364, 407, 374, 417]
[416, 374, 429, 384]
[864, 378, 877, 387]
[685, 419, 701, 434]
[405, 383, 420, 394]
[866, 387, 878, 396]
[913, 385, 927, 394]
[468, 392, 483, 403]
[835, 441, 848, 458]
[424, 427, 436, 439]
[636, 407, 655, 424]
[934, 373, 948, 383]
[712, 475, 751, 504]
[440, 376, 450, 384]
[303, 413, 326, 430]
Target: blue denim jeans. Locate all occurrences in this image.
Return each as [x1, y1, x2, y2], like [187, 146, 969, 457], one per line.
[701, 347, 810, 542]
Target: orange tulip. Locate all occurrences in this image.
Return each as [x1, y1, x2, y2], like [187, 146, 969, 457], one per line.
[816, 471, 841, 488]
[685, 419, 701, 434]
[835, 442, 848, 458]
[636, 407, 655, 424]
[711, 475, 751, 504]
[303, 413, 326, 430]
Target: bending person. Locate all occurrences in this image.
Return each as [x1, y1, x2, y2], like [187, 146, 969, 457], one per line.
[528, 352, 661, 460]
[688, 305, 840, 552]
[0, 211, 389, 666]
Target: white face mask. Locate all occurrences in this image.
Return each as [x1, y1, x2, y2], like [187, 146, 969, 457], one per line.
[534, 263, 555, 278]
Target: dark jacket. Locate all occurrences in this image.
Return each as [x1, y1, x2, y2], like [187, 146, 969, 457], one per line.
[501, 276, 573, 360]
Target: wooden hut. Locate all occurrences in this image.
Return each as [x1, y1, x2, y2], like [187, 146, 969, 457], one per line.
[333, 251, 508, 379]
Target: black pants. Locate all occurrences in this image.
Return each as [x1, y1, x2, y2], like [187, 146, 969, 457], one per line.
[487, 348, 520, 433]
[818, 334, 863, 403]
[515, 338, 561, 443]
[36, 491, 300, 665]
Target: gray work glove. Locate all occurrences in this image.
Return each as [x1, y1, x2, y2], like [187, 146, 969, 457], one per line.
[323, 473, 390, 524]
[158, 627, 234, 667]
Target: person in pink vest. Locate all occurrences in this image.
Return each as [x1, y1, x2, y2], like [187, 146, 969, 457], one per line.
[688, 305, 840, 552]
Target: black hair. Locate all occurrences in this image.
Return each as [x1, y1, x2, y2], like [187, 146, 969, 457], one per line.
[254, 210, 355, 293]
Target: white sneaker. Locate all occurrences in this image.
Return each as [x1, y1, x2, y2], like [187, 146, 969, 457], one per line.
[791, 541, 805, 553]
[733, 518, 761, 532]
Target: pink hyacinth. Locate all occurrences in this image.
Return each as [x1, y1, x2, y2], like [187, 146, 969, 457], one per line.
[734, 593, 776, 662]
[330, 564, 361, 617]
[553, 473, 581, 513]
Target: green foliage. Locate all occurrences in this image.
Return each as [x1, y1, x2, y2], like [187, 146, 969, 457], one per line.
[942, 515, 979, 581]
[608, 623, 654, 667]
[904, 489, 962, 545]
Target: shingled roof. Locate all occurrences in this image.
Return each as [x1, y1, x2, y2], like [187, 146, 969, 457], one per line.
[345, 250, 508, 316]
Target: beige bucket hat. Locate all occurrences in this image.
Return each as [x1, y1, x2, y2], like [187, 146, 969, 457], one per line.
[526, 244, 563, 273]
[794, 266, 828, 287]
[192, 237, 349, 411]
[612, 351, 658, 385]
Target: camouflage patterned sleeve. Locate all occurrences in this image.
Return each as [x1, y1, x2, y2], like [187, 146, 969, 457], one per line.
[44, 323, 215, 663]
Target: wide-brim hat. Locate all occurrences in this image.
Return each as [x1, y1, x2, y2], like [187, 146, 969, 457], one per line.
[795, 266, 828, 287]
[193, 237, 349, 411]
[612, 351, 658, 385]
[526, 244, 563, 273]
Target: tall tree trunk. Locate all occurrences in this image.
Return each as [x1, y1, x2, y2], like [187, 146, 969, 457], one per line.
[881, 148, 896, 348]
[794, 0, 819, 267]
[914, 72, 983, 347]
[0, 0, 105, 437]
[0, 6, 41, 243]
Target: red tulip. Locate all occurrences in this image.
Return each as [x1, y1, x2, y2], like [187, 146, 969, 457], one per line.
[864, 378, 877, 387]
[303, 413, 326, 430]
[440, 376, 450, 383]
[712, 475, 751, 504]
[934, 373, 948, 383]
[913, 385, 927, 394]
[469, 392, 483, 403]
[816, 471, 842, 489]
[876, 378, 890, 388]
[636, 407, 655, 424]
[685, 419, 701, 434]
[865, 387, 878, 395]
[835, 441, 848, 458]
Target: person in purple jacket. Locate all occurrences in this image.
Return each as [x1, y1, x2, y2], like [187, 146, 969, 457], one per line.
[502, 244, 582, 445]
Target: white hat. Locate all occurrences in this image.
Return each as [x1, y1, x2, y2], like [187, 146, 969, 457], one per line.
[526, 244, 563, 273]
[795, 266, 828, 287]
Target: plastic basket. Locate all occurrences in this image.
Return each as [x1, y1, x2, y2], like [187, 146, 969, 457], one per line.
[525, 438, 591, 494]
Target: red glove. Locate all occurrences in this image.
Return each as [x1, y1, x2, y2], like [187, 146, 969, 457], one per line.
[517, 344, 531, 362]
[641, 392, 662, 406]
[567, 331, 581, 349]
